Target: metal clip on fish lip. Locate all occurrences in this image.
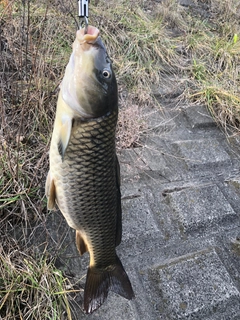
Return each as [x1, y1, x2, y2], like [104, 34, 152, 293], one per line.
[79, 16, 88, 34]
[78, 0, 89, 34]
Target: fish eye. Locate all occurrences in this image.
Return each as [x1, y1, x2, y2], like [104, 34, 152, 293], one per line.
[102, 69, 111, 79]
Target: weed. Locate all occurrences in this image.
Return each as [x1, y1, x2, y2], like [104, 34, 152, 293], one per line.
[0, 238, 79, 320]
[182, 0, 240, 134]
[191, 85, 240, 132]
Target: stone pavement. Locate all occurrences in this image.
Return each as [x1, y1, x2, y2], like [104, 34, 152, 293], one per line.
[39, 101, 240, 319]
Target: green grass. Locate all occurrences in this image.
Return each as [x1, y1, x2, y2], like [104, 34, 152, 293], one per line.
[0, 243, 76, 320]
[185, 1, 240, 133]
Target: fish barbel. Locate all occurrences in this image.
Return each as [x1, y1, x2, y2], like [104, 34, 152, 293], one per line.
[45, 26, 134, 313]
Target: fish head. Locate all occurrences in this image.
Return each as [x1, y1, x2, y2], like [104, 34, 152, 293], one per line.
[61, 26, 118, 118]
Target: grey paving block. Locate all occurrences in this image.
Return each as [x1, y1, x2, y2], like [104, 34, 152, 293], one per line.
[144, 109, 176, 134]
[183, 105, 216, 129]
[168, 184, 237, 235]
[130, 268, 165, 320]
[215, 230, 240, 290]
[134, 146, 168, 171]
[132, 135, 183, 182]
[122, 195, 160, 241]
[145, 248, 240, 319]
[121, 182, 142, 200]
[218, 179, 240, 216]
[118, 149, 148, 178]
[173, 139, 231, 170]
[78, 293, 137, 320]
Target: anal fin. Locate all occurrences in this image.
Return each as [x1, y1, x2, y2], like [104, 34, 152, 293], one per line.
[76, 230, 88, 255]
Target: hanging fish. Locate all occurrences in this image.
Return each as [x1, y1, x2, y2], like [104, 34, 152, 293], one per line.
[45, 25, 134, 314]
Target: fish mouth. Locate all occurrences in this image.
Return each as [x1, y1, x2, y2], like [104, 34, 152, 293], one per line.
[76, 26, 100, 44]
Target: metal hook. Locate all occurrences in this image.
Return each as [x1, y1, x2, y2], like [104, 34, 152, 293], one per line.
[79, 16, 88, 34]
[78, 0, 89, 33]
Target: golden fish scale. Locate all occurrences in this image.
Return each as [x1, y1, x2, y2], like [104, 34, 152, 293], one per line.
[52, 110, 118, 268]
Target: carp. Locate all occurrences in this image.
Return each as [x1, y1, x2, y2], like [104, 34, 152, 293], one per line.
[45, 26, 134, 314]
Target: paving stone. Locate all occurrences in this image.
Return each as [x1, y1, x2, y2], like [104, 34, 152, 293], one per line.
[121, 181, 142, 200]
[132, 135, 183, 182]
[173, 139, 231, 170]
[122, 195, 160, 241]
[168, 184, 237, 235]
[146, 248, 240, 319]
[78, 293, 137, 320]
[118, 149, 148, 178]
[218, 180, 240, 216]
[207, 314, 240, 320]
[183, 105, 216, 129]
[134, 145, 169, 171]
[143, 108, 176, 134]
[130, 268, 163, 320]
[215, 230, 240, 291]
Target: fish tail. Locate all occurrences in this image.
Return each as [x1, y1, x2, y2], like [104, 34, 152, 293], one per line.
[84, 255, 134, 314]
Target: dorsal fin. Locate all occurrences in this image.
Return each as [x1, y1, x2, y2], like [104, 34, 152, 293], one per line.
[58, 115, 72, 161]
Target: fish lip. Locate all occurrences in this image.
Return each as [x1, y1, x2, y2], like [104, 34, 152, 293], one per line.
[76, 26, 100, 45]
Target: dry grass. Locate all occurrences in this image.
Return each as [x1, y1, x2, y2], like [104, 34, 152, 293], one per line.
[0, 237, 76, 320]
[0, 1, 80, 318]
[183, 0, 240, 134]
[1, 0, 240, 318]
[116, 94, 147, 149]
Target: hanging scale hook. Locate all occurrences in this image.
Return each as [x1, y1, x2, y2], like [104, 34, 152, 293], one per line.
[78, 0, 90, 33]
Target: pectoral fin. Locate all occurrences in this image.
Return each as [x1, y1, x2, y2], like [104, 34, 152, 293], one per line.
[58, 116, 72, 161]
[45, 171, 56, 210]
[76, 230, 88, 255]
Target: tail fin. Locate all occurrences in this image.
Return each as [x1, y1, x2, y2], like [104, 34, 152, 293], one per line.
[84, 255, 134, 314]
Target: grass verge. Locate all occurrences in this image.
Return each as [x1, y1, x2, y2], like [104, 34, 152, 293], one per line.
[0, 237, 78, 320]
